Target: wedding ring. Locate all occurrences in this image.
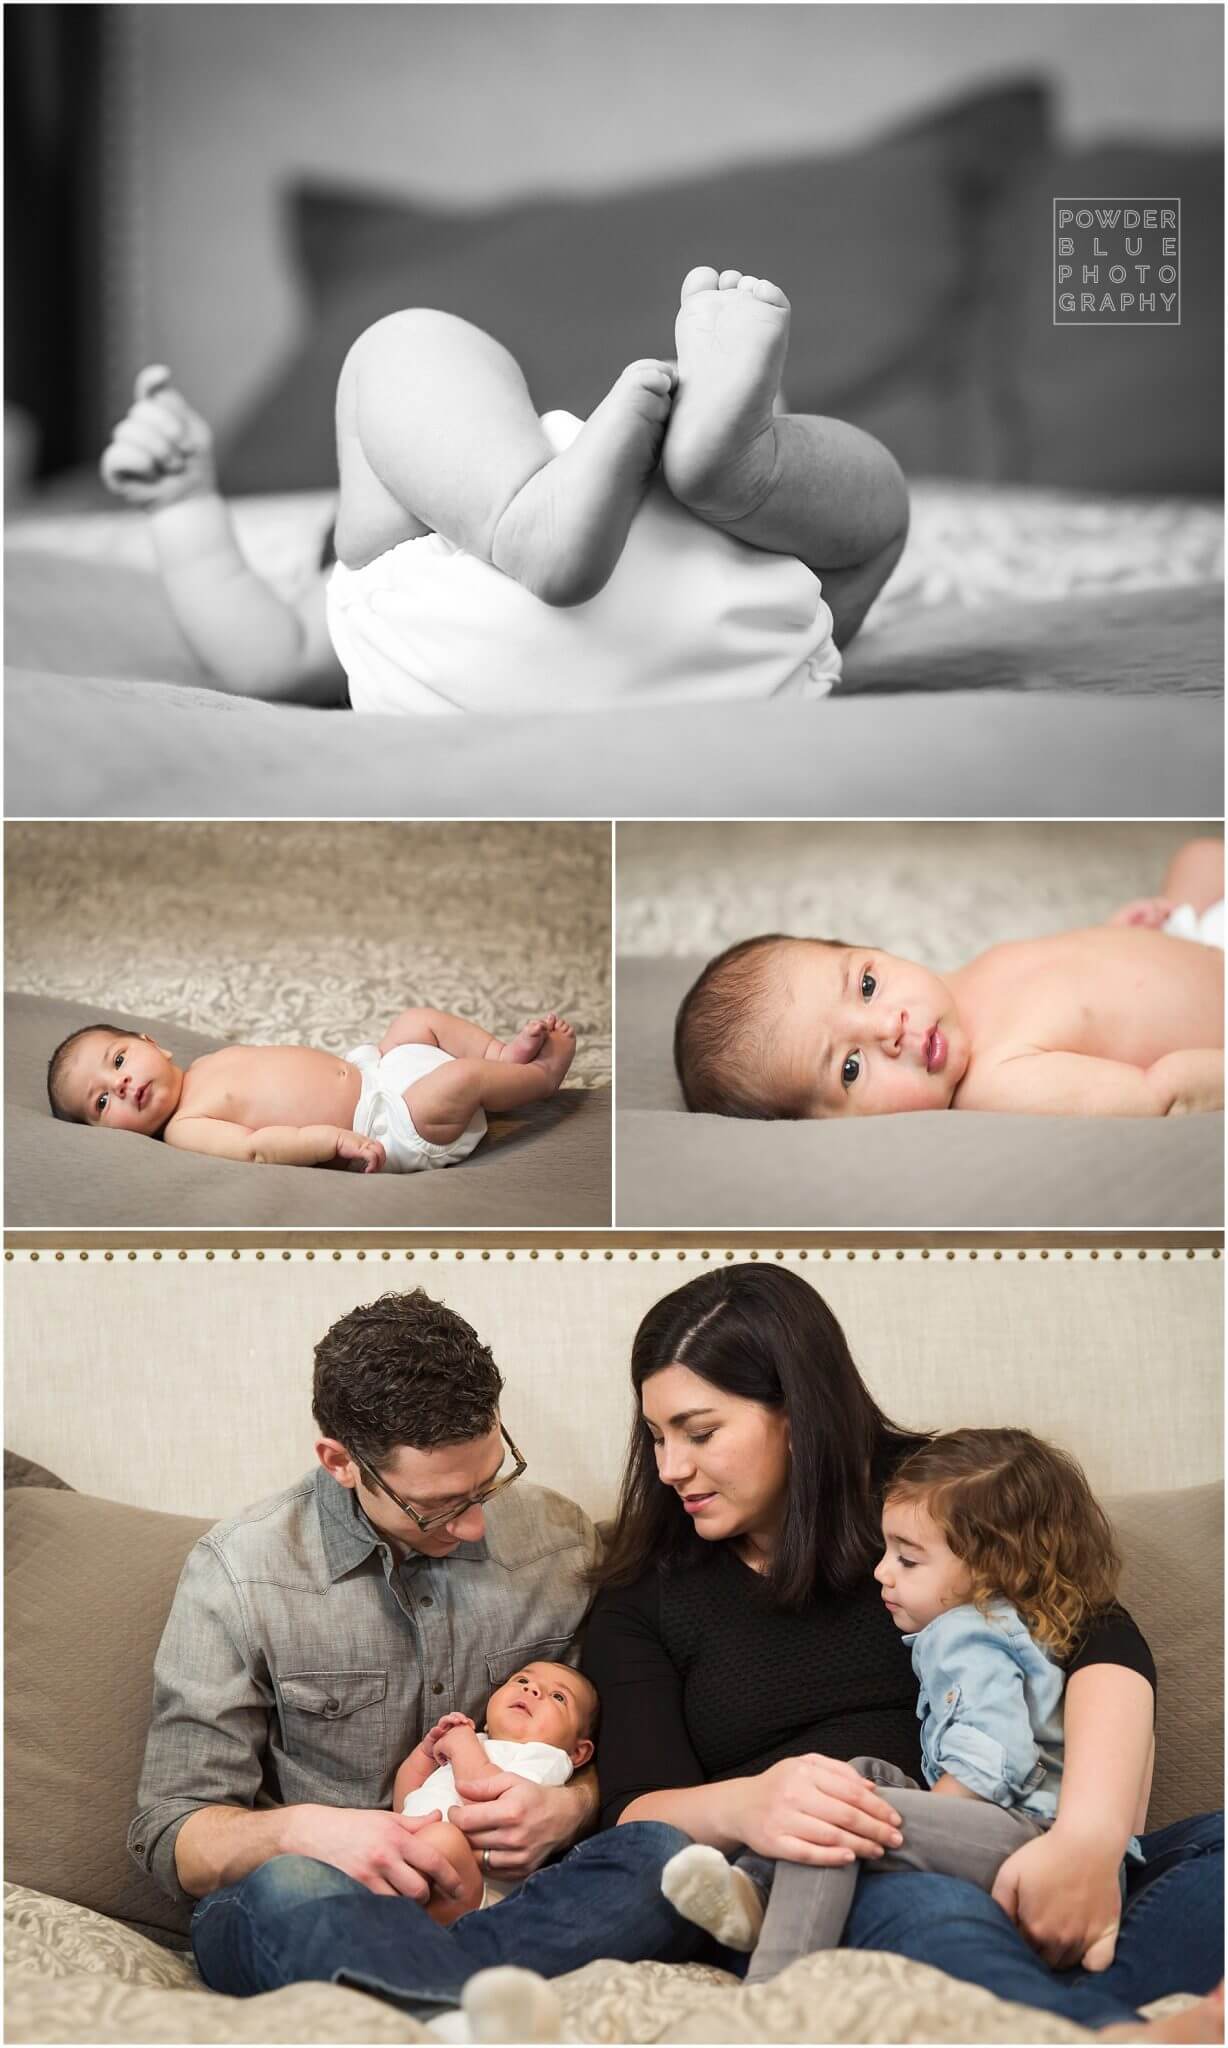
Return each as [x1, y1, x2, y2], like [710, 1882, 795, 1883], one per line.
[482, 1847, 491, 1874]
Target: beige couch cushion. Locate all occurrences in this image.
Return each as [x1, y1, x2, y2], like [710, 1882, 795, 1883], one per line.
[4, 1487, 210, 1943]
[5, 1473, 1220, 1948]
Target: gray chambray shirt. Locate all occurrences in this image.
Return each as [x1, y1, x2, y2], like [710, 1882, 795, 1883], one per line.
[129, 1465, 598, 1906]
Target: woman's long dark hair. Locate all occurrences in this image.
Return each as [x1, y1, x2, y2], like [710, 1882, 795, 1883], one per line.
[594, 1263, 923, 1610]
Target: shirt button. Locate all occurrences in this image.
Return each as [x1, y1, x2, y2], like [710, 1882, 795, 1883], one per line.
[325, 1697, 340, 1714]
[432, 1681, 444, 1696]
[420, 1595, 433, 1608]
[945, 1690, 955, 1703]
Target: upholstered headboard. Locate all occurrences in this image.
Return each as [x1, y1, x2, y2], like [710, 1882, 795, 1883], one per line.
[5, 1245, 1220, 1520]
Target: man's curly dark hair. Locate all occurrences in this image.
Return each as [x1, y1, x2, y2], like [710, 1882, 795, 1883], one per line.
[312, 1289, 504, 1466]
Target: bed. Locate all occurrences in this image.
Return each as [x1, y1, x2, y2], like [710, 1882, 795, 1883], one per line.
[6, 481, 1222, 820]
[7, 79, 1222, 820]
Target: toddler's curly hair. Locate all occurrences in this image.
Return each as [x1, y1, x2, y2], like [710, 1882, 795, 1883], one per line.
[886, 1426, 1120, 1657]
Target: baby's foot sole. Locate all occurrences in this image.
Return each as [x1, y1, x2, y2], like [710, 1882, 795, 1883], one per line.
[491, 361, 674, 607]
[531, 1022, 576, 1092]
[663, 267, 791, 524]
[461, 1965, 563, 2044]
[661, 1844, 764, 1951]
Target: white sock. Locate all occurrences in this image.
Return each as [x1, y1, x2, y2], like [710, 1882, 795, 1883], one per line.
[461, 1965, 563, 2044]
[661, 1843, 766, 1951]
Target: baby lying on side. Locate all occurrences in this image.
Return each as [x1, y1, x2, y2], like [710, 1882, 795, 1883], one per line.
[675, 839, 1223, 1119]
[47, 1008, 575, 1172]
[393, 1661, 598, 1925]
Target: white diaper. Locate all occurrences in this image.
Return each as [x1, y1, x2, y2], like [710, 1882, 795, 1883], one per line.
[347, 1042, 486, 1172]
[326, 410, 842, 715]
[1163, 900, 1225, 950]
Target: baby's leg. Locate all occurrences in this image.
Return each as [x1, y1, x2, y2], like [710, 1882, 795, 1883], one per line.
[380, 1008, 559, 1066]
[340, 310, 674, 606]
[415, 1820, 485, 1927]
[661, 268, 909, 647]
[406, 1021, 576, 1146]
[745, 1759, 1041, 1983]
[1162, 838, 1224, 914]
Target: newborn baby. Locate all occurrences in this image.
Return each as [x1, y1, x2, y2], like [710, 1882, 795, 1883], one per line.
[46, 1007, 575, 1171]
[675, 840, 1223, 1119]
[392, 1661, 598, 1925]
[99, 265, 908, 713]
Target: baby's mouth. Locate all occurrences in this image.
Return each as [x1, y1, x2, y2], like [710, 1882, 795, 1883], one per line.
[924, 1027, 947, 1075]
[135, 1081, 151, 1111]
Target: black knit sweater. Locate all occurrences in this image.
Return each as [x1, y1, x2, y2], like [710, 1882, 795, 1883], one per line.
[584, 1545, 1155, 1830]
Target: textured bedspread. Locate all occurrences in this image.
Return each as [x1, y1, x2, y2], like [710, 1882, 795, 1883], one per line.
[6, 483, 1222, 817]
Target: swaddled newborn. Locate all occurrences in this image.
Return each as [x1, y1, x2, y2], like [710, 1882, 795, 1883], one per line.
[47, 1007, 576, 1172]
[675, 840, 1223, 1119]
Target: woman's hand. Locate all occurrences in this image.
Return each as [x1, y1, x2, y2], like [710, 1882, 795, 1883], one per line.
[736, 1755, 904, 1867]
[992, 1823, 1124, 1970]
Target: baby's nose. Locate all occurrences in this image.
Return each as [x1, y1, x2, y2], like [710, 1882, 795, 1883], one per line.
[877, 1009, 906, 1053]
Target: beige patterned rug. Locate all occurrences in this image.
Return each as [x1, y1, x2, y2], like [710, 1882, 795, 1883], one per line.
[616, 821, 1214, 970]
[5, 822, 610, 1088]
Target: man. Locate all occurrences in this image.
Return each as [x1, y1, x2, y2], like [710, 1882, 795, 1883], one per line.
[131, 1288, 702, 2019]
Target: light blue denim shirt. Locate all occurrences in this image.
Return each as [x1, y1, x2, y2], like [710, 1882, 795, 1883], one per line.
[903, 1601, 1068, 1824]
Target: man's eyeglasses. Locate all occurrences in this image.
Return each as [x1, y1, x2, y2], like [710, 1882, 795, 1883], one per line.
[357, 1424, 526, 1533]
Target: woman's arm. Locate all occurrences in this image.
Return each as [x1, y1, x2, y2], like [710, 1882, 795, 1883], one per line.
[992, 1614, 1156, 1970]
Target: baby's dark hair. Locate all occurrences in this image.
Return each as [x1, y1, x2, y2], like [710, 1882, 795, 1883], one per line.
[886, 1427, 1121, 1657]
[674, 934, 846, 1118]
[46, 1023, 134, 1124]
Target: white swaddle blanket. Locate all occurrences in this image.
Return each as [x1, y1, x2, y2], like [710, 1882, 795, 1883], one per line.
[327, 411, 841, 715]
[1163, 900, 1225, 950]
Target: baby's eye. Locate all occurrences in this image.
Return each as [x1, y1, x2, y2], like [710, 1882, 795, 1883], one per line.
[97, 1092, 109, 1113]
[551, 1690, 566, 1704]
[113, 1051, 125, 1068]
[841, 1052, 861, 1089]
[860, 969, 876, 1001]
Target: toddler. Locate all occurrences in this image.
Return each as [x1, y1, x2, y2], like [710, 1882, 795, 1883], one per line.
[46, 1007, 575, 1172]
[675, 838, 1224, 1118]
[392, 1661, 598, 1925]
[99, 266, 908, 713]
[662, 1427, 1147, 1981]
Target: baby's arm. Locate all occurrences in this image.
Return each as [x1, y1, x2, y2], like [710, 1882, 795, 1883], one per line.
[919, 1609, 1040, 1808]
[162, 1118, 386, 1172]
[434, 1722, 499, 1784]
[101, 367, 343, 704]
[965, 1049, 1223, 1116]
[393, 1715, 476, 1812]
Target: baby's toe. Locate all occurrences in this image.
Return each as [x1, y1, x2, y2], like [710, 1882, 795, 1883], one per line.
[680, 264, 720, 301]
[752, 277, 789, 308]
[735, 274, 761, 294]
[718, 268, 743, 290]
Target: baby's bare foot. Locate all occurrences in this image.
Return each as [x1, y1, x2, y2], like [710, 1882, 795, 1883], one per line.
[531, 1019, 576, 1094]
[491, 364, 674, 606]
[501, 1018, 551, 1064]
[662, 266, 791, 524]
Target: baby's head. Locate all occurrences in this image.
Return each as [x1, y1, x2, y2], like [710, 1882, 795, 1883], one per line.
[484, 1660, 598, 1767]
[47, 1025, 183, 1136]
[674, 934, 967, 1119]
[876, 1428, 1121, 1653]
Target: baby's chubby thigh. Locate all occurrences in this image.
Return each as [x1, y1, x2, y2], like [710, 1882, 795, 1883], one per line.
[413, 1819, 485, 1926]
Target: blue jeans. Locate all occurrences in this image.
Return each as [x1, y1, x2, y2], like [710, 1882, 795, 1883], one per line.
[191, 1820, 718, 2016]
[844, 1811, 1223, 2029]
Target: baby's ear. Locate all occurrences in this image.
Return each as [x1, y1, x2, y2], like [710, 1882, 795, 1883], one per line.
[141, 1033, 174, 1059]
[570, 1736, 594, 1769]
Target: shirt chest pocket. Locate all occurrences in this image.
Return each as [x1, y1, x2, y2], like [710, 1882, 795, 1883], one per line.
[484, 1638, 572, 1690]
[275, 1669, 389, 1784]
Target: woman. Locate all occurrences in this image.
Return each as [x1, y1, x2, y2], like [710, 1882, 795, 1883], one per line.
[582, 1262, 1223, 2036]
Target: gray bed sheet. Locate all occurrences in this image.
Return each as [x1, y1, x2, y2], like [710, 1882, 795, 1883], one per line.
[6, 546, 1223, 819]
[616, 958, 1223, 1229]
[8, 996, 610, 1229]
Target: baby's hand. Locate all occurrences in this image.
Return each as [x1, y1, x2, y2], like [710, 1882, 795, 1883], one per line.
[425, 1713, 476, 1762]
[99, 366, 216, 509]
[1108, 897, 1175, 931]
[335, 1132, 386, 1174]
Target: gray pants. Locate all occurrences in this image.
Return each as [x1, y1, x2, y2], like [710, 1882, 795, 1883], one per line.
[743, 1756, 1046, 1983]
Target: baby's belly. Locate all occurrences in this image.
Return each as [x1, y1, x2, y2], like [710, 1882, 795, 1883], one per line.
[184, 1047, 363, 1130]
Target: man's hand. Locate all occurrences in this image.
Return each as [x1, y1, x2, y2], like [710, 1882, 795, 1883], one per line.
[281, 1803, 467, 1902]
[991, 1824, 1124, 1970]
[449, 1772, 584, 1881]
[100, 366, 216, 509]
[334, 1132, 387, 1173]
